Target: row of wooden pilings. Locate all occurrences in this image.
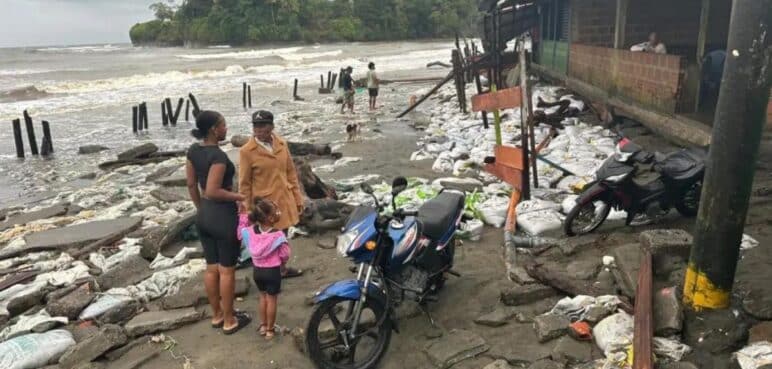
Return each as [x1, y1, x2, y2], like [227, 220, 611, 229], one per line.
[131, 93, 201, 133]
[11, 110, 54, 158]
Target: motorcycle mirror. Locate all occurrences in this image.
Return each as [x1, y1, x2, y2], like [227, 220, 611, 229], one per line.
[361, 182, 374, 194]
[391, 177, 408, 196]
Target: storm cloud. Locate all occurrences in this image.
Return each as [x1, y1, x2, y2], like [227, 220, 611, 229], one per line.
[1, 0, 160, 48]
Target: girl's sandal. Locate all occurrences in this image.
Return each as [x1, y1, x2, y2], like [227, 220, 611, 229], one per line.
[265, 328, 275, 340]
[258, 324, 267, 336]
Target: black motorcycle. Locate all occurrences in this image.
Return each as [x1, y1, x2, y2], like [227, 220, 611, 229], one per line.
[564, 138, 706, 236]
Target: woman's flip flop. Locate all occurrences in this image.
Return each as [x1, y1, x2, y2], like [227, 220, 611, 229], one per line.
[223, 312, 252, 335]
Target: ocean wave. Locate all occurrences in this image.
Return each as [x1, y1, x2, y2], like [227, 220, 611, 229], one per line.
[176, 46, 302, 60]
[0, 85, 50, 103]
[0, 68, 90, 76]
[35, 44, 125, 53]
[280, 50, 342, 61]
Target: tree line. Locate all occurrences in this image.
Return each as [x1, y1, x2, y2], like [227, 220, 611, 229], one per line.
[130, 0, 481, 46]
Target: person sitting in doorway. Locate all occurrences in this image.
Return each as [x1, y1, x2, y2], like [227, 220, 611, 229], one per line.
[630, 32, 667, 54]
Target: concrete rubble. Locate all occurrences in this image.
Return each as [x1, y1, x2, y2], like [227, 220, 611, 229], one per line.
[424, 329, 489, 369]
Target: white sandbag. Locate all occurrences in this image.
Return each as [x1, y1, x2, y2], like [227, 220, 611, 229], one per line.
[457, 219, 484, 242]
[516, 199, 562, 214]
[78, 292, 134, 321]
[0, 310, 68, 341]
[654, 337, 692, 362]
[452, 159, 479, 177]
[479, 196, 510, 228]
[431, 152, 454, 173]
[735, 342, 772, 369]
[517, 210, 564, 236]
[150, 247, 199, 270]
[432, 177, 483, 193]
[549, 295, 622, 323]
[593, 311, 634, 356]
[410, 150, 434, 161]
[34, 262, 90, 287]
[562, 195, 579, 215]
[556, 176, 589, 193]
[0, 329, 75, 369]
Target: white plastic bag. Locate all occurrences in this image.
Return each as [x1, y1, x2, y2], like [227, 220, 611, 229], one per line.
[654, 337, 692, 362]
[458, 219, 484, 241]
[0, 329, 75, 369]
[593, 312, 634, 356]
[79, 292, 134, 321]
[735, 342, 772, 369]
[562, 195, 579, 215]
[0, 310, 68, 341]
[479, 196, 510, 228]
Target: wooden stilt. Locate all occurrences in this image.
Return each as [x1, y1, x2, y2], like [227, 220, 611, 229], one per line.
[23, 110, 38, 155]
[132, 106, 139, 133]
[12, 119, 24, 158]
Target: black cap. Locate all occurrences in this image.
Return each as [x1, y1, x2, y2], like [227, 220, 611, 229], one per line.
[252, 110, 274, 125]
[346, 66, 353, 71]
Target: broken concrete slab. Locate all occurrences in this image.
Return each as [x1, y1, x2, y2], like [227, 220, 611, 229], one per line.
[474, 308, 518, 327]
[565, 258, 600, 280]
[525, 261, 603, 297]
[161, 274, 250, 309]
[117, 143, 158, 161]
[140, 212, 196, 260]
[124, 308, 202, 337]
[145, 165, 181, 183]
[550, 336, 592, 365]
[105, 336, 150, 361]
[424, 329, 489, 369]
[21, 217, 143, 253]
[0, 203, 70, 231]
[317, 238, 336, 250]
[509, 266, 536, 285]
[501, 284, 558, 306]
[653, 286, 683, 336]
[96, 255, 152, 290]
[47, 284, 96, 320]
[149, 187, 189, 203]
[78, 145, 110, 155]
[742, 288, 772, 320]
[639, 229, 693, 257]
[483, 359, 515, 369]
[58, 324, 127, 369]
[528, 359, 566, 369]
[107, 341, 162, 369]
[610, 243, 641, 299]
[683, 309, 749, 354]
[533, 313, 569, 343]
[749, 321, 772, 343]
[487, 323, 555, 366]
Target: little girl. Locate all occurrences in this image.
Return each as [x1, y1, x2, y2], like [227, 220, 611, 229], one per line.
[238, 198, 291, 339]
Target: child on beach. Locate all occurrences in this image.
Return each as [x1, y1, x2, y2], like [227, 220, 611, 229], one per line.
[238, 198, 291, 339]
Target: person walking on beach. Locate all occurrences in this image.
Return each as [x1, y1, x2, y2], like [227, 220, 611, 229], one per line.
[341, 66, 355, 114]
[237, 198, 291, 340]
[366, 62, 380, 110]
[185, 110, 251, 335]
[238, 110, 304, 279]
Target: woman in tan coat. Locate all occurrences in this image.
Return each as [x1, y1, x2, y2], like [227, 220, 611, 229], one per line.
[239, 110, 304, 278]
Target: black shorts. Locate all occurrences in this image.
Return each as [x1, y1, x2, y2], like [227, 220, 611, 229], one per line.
[253, 266, 282, 295]
[196, 199, 240, 267]
[369, 88, 379, 97]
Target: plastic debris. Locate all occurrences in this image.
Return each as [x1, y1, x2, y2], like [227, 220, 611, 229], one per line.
[741, 234, 760, 250]
[594, 311, 634, 356]
[0, 310, 68, 341]
[735, 342, 772, 369]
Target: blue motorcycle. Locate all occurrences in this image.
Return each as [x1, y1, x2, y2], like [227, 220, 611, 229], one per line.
[306, 177, 466, 369]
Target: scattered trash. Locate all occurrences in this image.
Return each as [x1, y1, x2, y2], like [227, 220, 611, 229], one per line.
[741, 234, 759, 250]
[594, 311, 634, 356]
[0, 310, 68, 341]
[735, 342, 772, 369]
[0, 329, 75, 369]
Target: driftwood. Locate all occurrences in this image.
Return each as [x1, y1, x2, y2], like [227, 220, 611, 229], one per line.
[299, 199, 354, 233]
[288, 142, 332, 156]
[294, 158, 337, 200]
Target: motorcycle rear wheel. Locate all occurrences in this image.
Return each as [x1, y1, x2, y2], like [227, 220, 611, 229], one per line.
[675, 180, 702, 217]
[306, 296, 392, 369]
[564, 200, 611, 236]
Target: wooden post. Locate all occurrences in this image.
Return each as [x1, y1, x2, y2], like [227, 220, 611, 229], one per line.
[132, 106, 139, 133]
[140, 102, 148, 130]
[12, 119, 24, 158]
[162, 102, 168, 126]
[188, 93, 200, 117]
[614, 0, 629, 49]
[633, 249, 653, 369]
[23, 110, 38, 155]
[165, 98, 174, 126]
[327, 71, 332, 89]
[320, 74, 325, 89]
[173, 98, 184, 124]
[339, 69, 345, 88]
[474, 70, 489, 129]
[41, 121, 53, 156]
[247, 85, 252, 108]
[694, 0, 711, 111]
[242, 82, 247, 109]
[684, 0, 772, 311]
[331, 73, 338, 90]
[293, 79, 299, 100]
[519, 42, 538, 189]
[185, 99, 190, 122]
[452, 49, 467, 113]
[397, 72, 455, 118]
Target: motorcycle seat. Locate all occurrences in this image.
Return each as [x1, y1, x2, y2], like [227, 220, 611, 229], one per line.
[656, 148, 706, 181]
[418, 191, 465, 241]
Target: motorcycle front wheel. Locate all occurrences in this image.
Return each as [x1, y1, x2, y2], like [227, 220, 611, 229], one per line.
[306, 296, 392, 369]
[564, 200, 611, 236]
[675, 180, 702, 217]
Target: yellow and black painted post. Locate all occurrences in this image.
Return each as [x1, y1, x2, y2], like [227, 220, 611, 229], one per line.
[683, 0, 771, 311]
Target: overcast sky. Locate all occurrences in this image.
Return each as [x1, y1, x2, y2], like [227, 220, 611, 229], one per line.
[1, 0, 159, 48]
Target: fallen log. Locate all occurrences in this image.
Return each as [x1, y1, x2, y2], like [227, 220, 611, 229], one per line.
[299, 199, 354, 233]
[294, 158, 337, 200]
[288, 142, 332, 156]
[427, 61, 452, 68]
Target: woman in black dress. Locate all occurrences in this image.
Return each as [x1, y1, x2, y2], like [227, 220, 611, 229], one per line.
[186, 111, 250, 334]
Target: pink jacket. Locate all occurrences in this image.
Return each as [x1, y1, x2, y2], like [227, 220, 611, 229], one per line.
[237, 214, 291, 268]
